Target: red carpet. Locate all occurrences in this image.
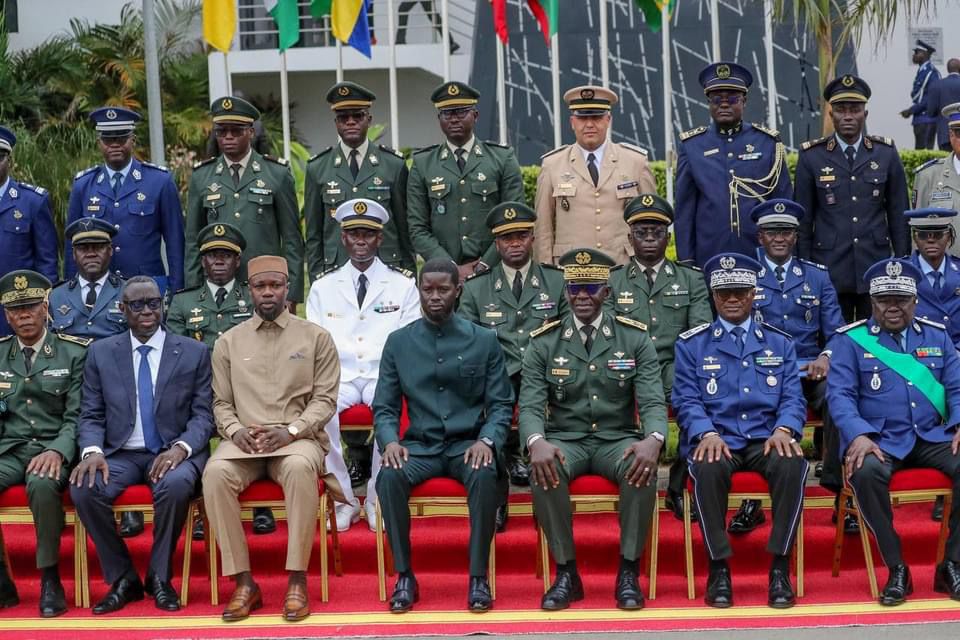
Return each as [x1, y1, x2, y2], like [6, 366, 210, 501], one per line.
[2, 491, 960, 638]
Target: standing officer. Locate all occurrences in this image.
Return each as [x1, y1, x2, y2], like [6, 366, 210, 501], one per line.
[185, 97, 304, 311]
[0, 270, 89, 617]
[64, 107, 184, 296]
[675, 62, 792, 268]
[900, 40, 941, 150]
[0, 126, 58, 336]
[49, 218, 126, 340]
[406, 81, 524, 282]
[924, 60, 960, 151]
[304, 81, 415, 280]
[796, 74, 910, 321]
[827, 258, 960, 605]
[535, 86, 656, 265]
[913, 102, 960, 239]
[519, 248, 667, 611]
[606, 194, 712, 521]
[673, 253, 807, 609]
[459, 201, 566, 521]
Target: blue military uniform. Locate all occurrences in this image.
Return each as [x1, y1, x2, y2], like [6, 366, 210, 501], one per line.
[675, 63, 793, 267]
[63, 108, 184, 294]
[906, 40, 941, 150]
[903, 208, 960, 348]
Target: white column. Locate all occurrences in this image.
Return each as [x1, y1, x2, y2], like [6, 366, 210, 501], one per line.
[336, 39, 344, 82]
[143, 0, 165, 164]
[552, 32, 561, 148]
[599, 0, 609, 88]
[388, 0, 399, 150]
[764, 0, 777, 130]
[441, 0, 451, 81]
[280, 51, 291, 161]
[496, 40, 508, 145]
[710, 0, 720, 61]
[662, 2, 674, 204]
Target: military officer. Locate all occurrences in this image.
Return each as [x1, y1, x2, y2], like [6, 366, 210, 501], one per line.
[900, 40, 941, 150]
[518, 248, 666, 610]
[913, 102, 960, 239]
[49, 218, 126, 340]
[827, 258, 960, 605]
[64, 107, 184, 295]
[673, 253, 807, 609]
[406, 81, 525, 282]
[0, 126, 58, 337]
[905, 208, 960, 348]
[304, 82, 415, 280]
[0, 270, 89, 617]
[605, 194, 712, 521]
[534, 86, 656, 265]
[185, 97, 304, 310]
[796, 74, 910, 321]
[674, 62, 793, 268]
[459, 201, 566, 520]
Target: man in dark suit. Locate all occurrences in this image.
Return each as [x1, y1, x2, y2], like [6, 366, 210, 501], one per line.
[926, 59, 960, 151]
[70, 276, 214, 614]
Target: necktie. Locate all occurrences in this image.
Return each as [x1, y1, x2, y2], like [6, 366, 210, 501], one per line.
[512, 270, 523, 301]
[731, 326, 746, 355]
[587, 152, 599, 186]
[775, 265, 785, 285]
[85, 282, 98, 308]
[844, 146, 856, 169]
[215, 287, 227, 307]
[455, 148, 466, 173]
[22, 347, 34, 374]
[357, 273, 368, 308]
[582, 325, 595, 355]
[349, 149, 359, 179]
[231, 162, 242, 186]
[933, 272, 943, 293]
[111, 173, 122, 195]
[136, 345, 162, 453]
[644, 267, 655, 289]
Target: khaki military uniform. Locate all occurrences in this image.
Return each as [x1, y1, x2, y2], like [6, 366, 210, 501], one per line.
[166, 282, 254, 350]
[534, 144, 656, 265]
[913, 153, 960, 239]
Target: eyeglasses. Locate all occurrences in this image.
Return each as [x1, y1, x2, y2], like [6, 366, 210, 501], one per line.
[213, 126, 250, 138]
[335, 111, 369, 124]
[438, 107, 474, 121]
[630, 227, 668, 240]
[760, 229, 797, 239]
[708, 95, 742, 106]
[914, 229, 949, 241]
[714, 288, 753, 300]
[566, 283, 604, 296]
[124, 297, 163, 312]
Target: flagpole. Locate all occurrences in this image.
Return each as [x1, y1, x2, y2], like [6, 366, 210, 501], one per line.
[662, 2, 674, 205]
[280, 50, 292, 161]
[599, 0, 609, 88]
[496, 39, 508, 145]
[336, 38, 344, 82]
[388, 0, 400, 150]
[223, 53, 233, 95]
[143, 0, 165, 164]
[441, 0, 450, 81]
[551, 32, 561, 148]
[763, 0, 777, 131]
[710, 0, 720, 61]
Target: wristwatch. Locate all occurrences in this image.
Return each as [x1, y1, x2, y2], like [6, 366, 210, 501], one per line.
[287, 425, 300, 439]
[480, 437, 494, 448]
[648, 432, 665, 444]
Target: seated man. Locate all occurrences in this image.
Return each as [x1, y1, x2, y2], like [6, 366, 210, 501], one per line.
[673, 253, 807, 609]
[520, 248, 667, 610]
[203, 256, 341, 622]
[306, 199, 420, 531]
[374, 258, 513, 613]
[70, 276, 213, 614]
[827, 258, 960, 605]
[0, 270, 88, 617]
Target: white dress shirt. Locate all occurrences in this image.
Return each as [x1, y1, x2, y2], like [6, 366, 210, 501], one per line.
[578, 141, 607, 168]
[78, 272, 110, 306]
[340, 139, 370, 170]
[207, 279, 235, 299]
[125, 328, 166, 450]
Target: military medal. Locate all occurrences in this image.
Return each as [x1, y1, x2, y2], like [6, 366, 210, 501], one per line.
[870, 372, 881, 390]
[561, 196, 570, 211]
[706, 378, 718, 395]
[0, 400, 6, 414]
[436, 203, 445, 214]
[766, 375, 778, 387]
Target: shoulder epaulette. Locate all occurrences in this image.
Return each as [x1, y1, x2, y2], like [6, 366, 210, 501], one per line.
[540, 145, 568, 160]
[192, 156, 217, 170]
[867, 134, 894, 147]
[752, 122, 781, 139]
[18, 182, 47, 195]
[263, 154, 289, 166]
[74, 165, 99, 180]
[379, 144, 404, 158]
[530, 319, 562, 338]
[917, 317, 947, 330]
[800, 136, 829, 151]
[387, 264, 415, 279]
[760, 322, 792, 338]
[675, 260, 702, 273]
[618, 142, 648, 156]
[539, 262, 563, 272]
[463, 269, 490, 282]
[308, 147, 333, 162]
[615, 316, 648, 331]
[141, 161, 169, 172]
[107, 271, 124, 287]
[799, 258, 827, 270]
[609, 264, 625, 273]
[172, 285, 202, 296]
[484, 140, 511, 149]
[0, 335, 13, 343]
[679, 126, 708, 141]
[57, 333, 93, 347]
[836, 319, 868, 334]
[914, 157, 943, 173]
[679, 323, 710, 340]
[413, 144, 439, 155]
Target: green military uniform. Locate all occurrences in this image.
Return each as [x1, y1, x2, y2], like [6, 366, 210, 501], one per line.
[184, 96, 304, 301]
[303, 82, 415, 279]
[518, 250, 667, 565]
[0, 271, 89, 570]
[407, 82, 524, 268]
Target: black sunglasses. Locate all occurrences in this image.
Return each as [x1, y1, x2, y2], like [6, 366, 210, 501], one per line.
[566, 283, 604, 296]
[124, 297, 163, 312]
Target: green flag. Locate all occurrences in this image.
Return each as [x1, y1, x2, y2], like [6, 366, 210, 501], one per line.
[263, 0, 300, 52]
[634, 0, 676, 33]
[527, 0, 559, 46]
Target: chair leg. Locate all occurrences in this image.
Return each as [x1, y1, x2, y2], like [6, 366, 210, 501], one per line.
[683, 489, 695, 600]
[327, 498, 343, 577]
[648, 496, 659, 600]
[375, 499, 387, 602]
[796, 511, 804, 598]
[180, 502, 195, 607]
[831, 488, 849, 577]
[936, 493, 953, 566]
[207, 509, 219, 606]
[489, 536, 496, 600]
[74, 520, 91, 609]
[853, 494, 879, 599]
[538, 525, 551, 593]
[68, 517, 83, 608]
[319, 493, 329, 603]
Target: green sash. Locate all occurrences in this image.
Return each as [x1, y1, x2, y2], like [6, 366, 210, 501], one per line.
[846, 325, 948, 420]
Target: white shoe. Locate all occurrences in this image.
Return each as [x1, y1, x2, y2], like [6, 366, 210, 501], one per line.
[334, 500, 361, 532]
[364, 501, 377, 532]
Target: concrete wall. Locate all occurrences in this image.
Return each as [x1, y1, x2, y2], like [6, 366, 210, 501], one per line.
[7, 0, 128, 50]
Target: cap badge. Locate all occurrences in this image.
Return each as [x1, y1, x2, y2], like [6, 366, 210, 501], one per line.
[13, 276, 27, 291]
[448, 84, 460, 96]
[106, 109, 117, 120]
[641, 194, 655, 207]
[581, 88, 595, 100]
[222, 98, 233, 110]
[338, 86, 350, 96]
[214, 224, 226, 236]
[774, 202, 786, 213]
[886, 261, 902, 277]
[13, 211, 22, 219]
[842, 75, 855, 87]
[575, 251, 591, 265]
[353, 201, 368, 215]
[719, 256, 736, 270]
[716, 64, 731, 79]
[504, 207, 517, 220]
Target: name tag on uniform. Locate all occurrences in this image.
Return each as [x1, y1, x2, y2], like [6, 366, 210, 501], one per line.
[663, 289, 689, 297]
[206, 194, 222, 202]
[755, 355, 784, 366]
[738, 152, 763, 160]
[430, 184, 446, 192]
[188, 316, 204, 324]
[702, 364, 721, 371]
[819, 176, 836, 183]
[374, 304, 400, 313]
[484, 311, 503, 319]
[931, 191, 952, 201]
[617, 181, 638, 191]
[0, 382, 11, 389]
[863, 353, 876, 359]
[326, 188, 341, 195]
[703, 148, 719, 157]
[551, 368, 571, 376]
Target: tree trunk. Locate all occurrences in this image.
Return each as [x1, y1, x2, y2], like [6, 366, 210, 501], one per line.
[817, 0, 835, 136]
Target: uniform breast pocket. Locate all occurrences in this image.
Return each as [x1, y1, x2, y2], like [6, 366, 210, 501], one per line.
[918, 355, 945, 379]
[0, 380, 19, 399]
[859, 360, 894, 396]
[2, 216, 32, 252]
[531, 301, 558, 321]
[107, 311, 127, 328]
[545, 368, 578, 401]
[872, 228, 890, 247]
[470, 182, 498, 203]
[552, 183, 576, 201]
[616, 185, 639, 201]
[605, 366, 636, 390]
[248, 192, 274, 222]
[50, 313, 76, 332]
[815, 182, 839, 209]
[455, 361, 485, 396]
[40, 377, 68, 413]
[428, 185, 450, 215]
[127, 203, 156, 236]
[697, 365, 729, 399]
[863, 171, 887, 200]
[322, 191, 345, 217]
[755, 365, 784, 394]
[481, 310, 507, 328]
[662, 294, 692, 324]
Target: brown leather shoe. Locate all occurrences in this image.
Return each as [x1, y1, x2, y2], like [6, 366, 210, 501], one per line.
[221, 584, 263, 622]
[283, 581, 310, 621]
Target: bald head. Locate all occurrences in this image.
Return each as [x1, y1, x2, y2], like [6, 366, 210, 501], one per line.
[949, 58, 960, 74]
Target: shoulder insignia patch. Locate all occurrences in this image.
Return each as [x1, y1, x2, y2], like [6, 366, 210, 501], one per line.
[917, 317, 947, 330]
[679, 323, 710, 340]
[836, 319, 868, 334]
[192, 157, 217, 170]
[679, 126, 708, 141]
[799, 258, 827, 270]
[800, 136, 829, 151]
[57, 333, 93, 347]
[263, 154, 289, 166]
[752, 122, 781, 138]
[618, 142, 649, 156]
[914, 157, 943, 173]
[141, 161, 169, 172]
[387, 264, 415, 279]
[75, 165, 99, 180]
[379, 144, 404, 158]
[540, 145, 569, 160]
[615, 316, 648, 331]
[308, 147, 333, 162]
[530, 319, 562, 338]
[413, 144, 439, 155]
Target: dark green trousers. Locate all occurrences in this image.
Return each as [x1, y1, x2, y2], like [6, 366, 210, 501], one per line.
[532, 435, 657, 565]
[377, 451, 499, 576]
[0, 444, 68, 568]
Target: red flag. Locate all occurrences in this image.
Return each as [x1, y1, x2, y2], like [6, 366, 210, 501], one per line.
[491, 0, 508, 43]
[526, 0, 558, 47]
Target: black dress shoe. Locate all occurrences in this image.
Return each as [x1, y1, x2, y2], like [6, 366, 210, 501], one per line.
[934, 560, 960, 600]
[932, 495, 945, 522]
[879, 564, 913, 606]
[509, 460, 530, 486]
[767, 568, 796, 609]
[0, 567, 18, 608]
[119, 511, 144, 538]
[467, 576, 493, 612]
[252, 507, 276, 534]
[348, 459, 367, 487]
[495, 503, 508, 533]
[666, 490, 699, 522]
[541, 570, 584, 610]
[705, 565, 733, 608]
[728, 499, 765, 534]
[145, 573, 180, 611]
[92, 575, 144, 614]
[615, 566, 644, 610]
[389, 575, 419, 613]
[814, 462, 823, 478]
[38, 576, 67, 618]
[830, 508, 861, 535]
[192, 517, 205, 541]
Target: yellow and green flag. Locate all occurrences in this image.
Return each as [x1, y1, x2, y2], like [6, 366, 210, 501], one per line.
[311, 0, 373, 58]
[634, 0, 677, 33]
